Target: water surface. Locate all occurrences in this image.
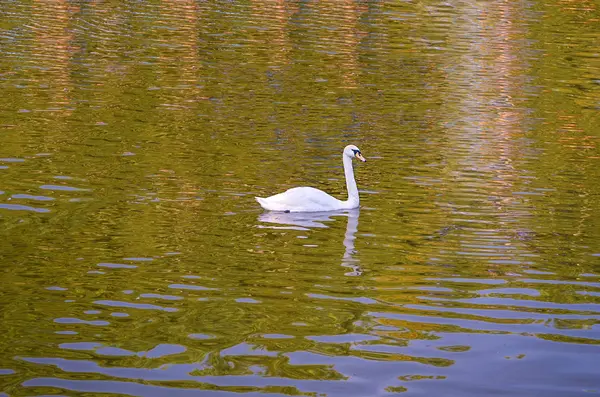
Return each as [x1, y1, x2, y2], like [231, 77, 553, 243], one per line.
[1, 1, 600, 396]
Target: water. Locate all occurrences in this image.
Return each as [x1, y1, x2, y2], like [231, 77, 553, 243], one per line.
[1, 1, 599, 396]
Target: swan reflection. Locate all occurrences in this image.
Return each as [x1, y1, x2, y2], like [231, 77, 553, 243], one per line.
[257, 209, 362, 276]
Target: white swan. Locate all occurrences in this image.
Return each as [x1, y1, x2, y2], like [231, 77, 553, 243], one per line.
[256, 145, 366, 212]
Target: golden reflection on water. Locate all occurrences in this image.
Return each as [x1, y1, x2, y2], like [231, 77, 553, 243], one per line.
[30, 1, 75, 114]
[0, 0, 599, 396]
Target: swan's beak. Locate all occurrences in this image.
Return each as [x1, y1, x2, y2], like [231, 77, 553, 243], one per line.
[356, 153, 366, 162]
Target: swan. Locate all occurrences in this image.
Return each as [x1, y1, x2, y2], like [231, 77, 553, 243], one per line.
[255, 145, 366, 212]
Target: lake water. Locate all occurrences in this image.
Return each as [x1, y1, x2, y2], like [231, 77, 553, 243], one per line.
[1, 1, 599, 396]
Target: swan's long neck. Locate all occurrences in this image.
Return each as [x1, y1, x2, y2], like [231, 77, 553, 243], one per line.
[343, 154, 359, 208]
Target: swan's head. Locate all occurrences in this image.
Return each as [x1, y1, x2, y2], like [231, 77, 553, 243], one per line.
[344, 145, 366, 162]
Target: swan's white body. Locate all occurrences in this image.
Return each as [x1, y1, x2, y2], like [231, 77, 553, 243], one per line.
[256, 145, 365, 212]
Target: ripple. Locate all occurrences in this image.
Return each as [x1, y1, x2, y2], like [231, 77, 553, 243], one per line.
[235, 298, 261, 304]
[110, 312, 129, 317]
[142, 344, 187, 358]
[522, 269, 556, 275]
[428, 278, 508, 285]
[53, 318, 109, 326]
[46, 286, 67, 291]
[123, 257, 154, 262]
[39, 184, 90, 192]
[188, 333, 215, 340]
[221, 343, 277, 357]
[21, 377, 293, 397]
[578, 291, 600, 297]
[97, 263, 137, 269]
[411, 286, 454, 293]
[95, 347, 136, 357]
[59, 342, 102, 351]
[168, 284, 217, 291]
[369, 310, 600, 341]
[422, 296, 600, 313]
[307, 334, 380, 344]
[476, 288, 541, 297]
[261, 334, 294, 339]
[308, 293, 378, 305]
[93, 300, 178, 313]
[139, 293, 183, 301]
[56, 341, 187, 357]
[408, 302, 600, 322]
[518, 278, 600, 288]
[0, 158, 25, 162]
[0, 203, 50, 213]
[11, 194, 54, 201]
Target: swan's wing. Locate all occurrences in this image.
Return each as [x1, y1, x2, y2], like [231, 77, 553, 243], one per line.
[259, 187, 341, 212]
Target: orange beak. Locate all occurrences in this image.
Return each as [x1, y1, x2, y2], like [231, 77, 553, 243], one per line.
[356, 153, 366, 162]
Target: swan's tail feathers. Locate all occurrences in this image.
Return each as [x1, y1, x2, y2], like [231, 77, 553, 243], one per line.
[255, 197, 269, 210]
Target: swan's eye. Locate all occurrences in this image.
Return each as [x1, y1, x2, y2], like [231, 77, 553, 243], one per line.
[352, 149, 360, 155]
